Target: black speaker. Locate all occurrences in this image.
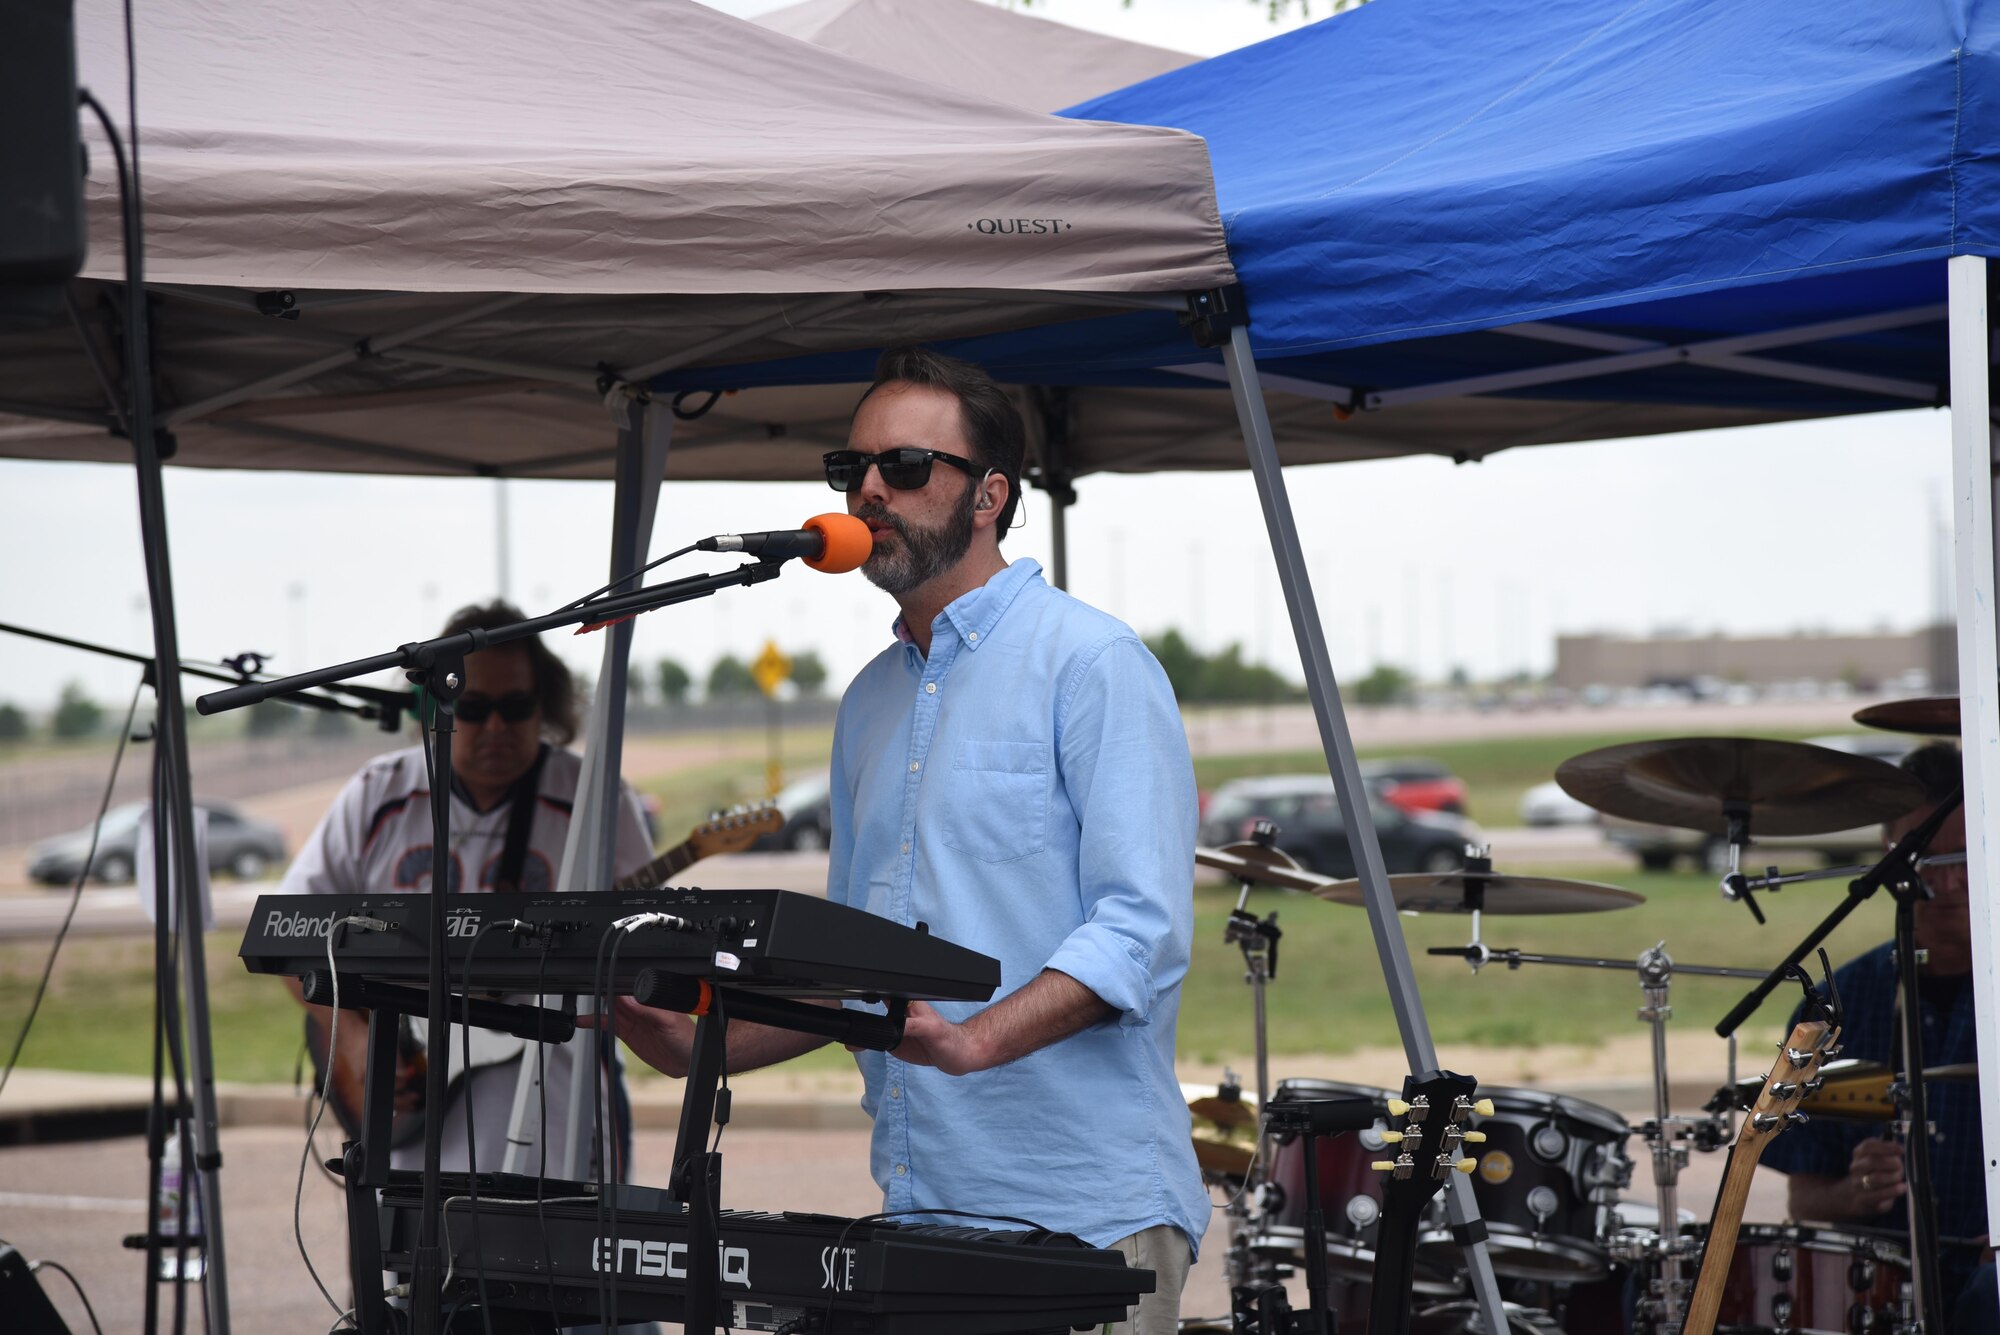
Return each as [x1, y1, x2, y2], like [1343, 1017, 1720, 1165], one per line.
[0, 1244, 73, 1334]
[1, 0, 85, 325]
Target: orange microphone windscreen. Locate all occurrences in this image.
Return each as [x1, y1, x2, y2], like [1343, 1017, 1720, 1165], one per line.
[802, 512, 872, 573]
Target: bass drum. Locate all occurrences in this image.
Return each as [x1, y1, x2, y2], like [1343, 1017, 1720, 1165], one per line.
[1250, 1078, 1459, 1292]
[1410, 1300, 1567, 1333]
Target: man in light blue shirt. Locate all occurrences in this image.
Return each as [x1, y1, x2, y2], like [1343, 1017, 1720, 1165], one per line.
[610, 347, 1206, 1334]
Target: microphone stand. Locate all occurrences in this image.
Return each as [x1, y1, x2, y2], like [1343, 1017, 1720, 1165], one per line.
[194, 557, 790, 1335]
[0, 619, 405, 729]
[1714, 787, 1961, 1334]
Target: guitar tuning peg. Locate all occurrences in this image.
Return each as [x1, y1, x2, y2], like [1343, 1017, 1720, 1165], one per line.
[1473, 1099, 1495, 1117]
[1802, 1078, 1824, 1095]
[1387, 1098, 1410, 1117]
[1454, 1158, 1477, 1174]
[1371, 1160, 1397, 1172]
[1460, 1131, 1486, 1144]
[1786, 1111, 1809, 1125]
[1380, 1130, 1404, 1144]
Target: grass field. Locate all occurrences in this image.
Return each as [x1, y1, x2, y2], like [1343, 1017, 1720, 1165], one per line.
[0, 862, 1894, 1085]
[1, 721, 1899, 1083]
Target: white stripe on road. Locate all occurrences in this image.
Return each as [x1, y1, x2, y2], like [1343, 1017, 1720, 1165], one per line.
[0, 1190, 147, 1212]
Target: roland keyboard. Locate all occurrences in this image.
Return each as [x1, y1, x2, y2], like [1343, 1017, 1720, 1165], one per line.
[239, 889, 999, 1002]
[378, 1170, 1153, 1334]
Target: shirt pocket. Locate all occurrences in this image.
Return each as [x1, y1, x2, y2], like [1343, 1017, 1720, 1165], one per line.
[942, 738, 1051, 863]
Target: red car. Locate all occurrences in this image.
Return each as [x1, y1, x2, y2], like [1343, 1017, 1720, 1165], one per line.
[1360, 758, 1469, 817]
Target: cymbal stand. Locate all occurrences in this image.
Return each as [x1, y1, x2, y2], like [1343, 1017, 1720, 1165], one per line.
[1224, 854, 1284, 1109]
[1220, 821, 1285, 1311]
[1427, 940, 1761, 1329]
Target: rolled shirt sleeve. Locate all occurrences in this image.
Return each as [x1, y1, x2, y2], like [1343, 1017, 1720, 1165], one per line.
[1043, 635, 1197, 1026]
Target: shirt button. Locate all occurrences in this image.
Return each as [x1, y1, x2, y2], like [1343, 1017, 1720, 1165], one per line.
[925, 682, 937, 694]
[900, 842, 910, 855]
[967, 632, 979, 642]
[894, 1163, 907, 1177]
[889, 1085, 901, 1098]
[909, 760, 921, 772]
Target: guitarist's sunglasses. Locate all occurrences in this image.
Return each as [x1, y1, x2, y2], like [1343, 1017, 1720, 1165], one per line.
[455, 691, 538, 725]
[822, 447, 982, 493]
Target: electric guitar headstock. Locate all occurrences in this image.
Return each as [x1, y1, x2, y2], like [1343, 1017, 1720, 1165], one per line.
[1369, 1070, 1485, 1335]
[615, 803, 785, 889]
[681, 803, 783, 861]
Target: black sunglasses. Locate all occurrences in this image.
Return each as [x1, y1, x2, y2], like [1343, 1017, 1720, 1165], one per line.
[822, 447, 982, 493]
[456, 691, 538, 725]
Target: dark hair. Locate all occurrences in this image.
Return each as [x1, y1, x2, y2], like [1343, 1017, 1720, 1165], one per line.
[1900, 741, 1963, 805]
[859, 345, 1026, 536]
[439, 599, 580, 746]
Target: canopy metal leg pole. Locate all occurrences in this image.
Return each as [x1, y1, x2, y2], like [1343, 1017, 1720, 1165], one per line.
[1030, 388, 1075, 591]
[132, 430, 232, 1334]
[1946, 255, 2000, 1274]
[539, 396, 673, 1185]
[1219, 324, 1508, 1335]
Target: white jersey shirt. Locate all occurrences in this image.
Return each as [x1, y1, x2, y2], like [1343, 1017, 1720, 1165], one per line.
[279, 743, 653, 899]
[280, 743, 657, 1120]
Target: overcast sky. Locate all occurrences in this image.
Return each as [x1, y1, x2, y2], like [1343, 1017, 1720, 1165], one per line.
[0, 0, 1959, 711]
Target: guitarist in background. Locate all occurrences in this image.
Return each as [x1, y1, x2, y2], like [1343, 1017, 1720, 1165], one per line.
[1761, 743, 1995, 1333]
[278, 598, 655, 1176]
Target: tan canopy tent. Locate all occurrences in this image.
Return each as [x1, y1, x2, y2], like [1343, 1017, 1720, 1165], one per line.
[0, 0, 1230, 473]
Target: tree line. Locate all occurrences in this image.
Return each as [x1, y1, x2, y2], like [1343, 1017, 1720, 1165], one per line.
[1, 633, 1340, 747]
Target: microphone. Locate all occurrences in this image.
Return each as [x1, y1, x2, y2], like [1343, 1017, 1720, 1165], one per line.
[695, 513, 872, 573]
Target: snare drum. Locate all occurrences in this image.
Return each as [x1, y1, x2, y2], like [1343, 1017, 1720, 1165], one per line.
[1250, 1078, 1460, 1292]
[1690, 1221, 1910, 1335]
[1416, 1086, 1633, 1283]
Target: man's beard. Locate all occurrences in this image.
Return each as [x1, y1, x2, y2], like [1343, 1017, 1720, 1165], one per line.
[856, 495, 976, 597]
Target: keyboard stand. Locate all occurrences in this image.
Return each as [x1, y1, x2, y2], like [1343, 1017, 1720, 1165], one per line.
[653, 983, 911, 1335]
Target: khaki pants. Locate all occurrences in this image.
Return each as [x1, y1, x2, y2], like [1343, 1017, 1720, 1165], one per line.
[1104, 1223, 1192, 1335]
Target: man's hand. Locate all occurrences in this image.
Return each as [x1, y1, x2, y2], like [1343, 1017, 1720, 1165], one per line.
[888, 1000, 993, 1076]
[577, 996, 696, 1078]
[1844, 1137, 1909, 1216]
[887, 971, 1111, 1077]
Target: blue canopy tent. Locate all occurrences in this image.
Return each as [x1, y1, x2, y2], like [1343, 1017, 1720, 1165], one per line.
[659, 0, 2000, 1295]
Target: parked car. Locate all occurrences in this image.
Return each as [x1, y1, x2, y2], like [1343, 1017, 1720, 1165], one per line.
[1359, 758, 1469, 816]
[1600, 734, 1922, 872]
[1199, 774, 1480, 880]
[1518, 780, 1599, 827]
[751, 771, 834, 852]
[27, 801, 287, 886]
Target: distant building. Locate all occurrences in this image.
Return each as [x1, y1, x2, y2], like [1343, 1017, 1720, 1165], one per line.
[1554, 625, 1957, 693]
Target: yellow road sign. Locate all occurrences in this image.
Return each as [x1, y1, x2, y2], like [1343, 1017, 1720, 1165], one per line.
[752, 641, 792, 698]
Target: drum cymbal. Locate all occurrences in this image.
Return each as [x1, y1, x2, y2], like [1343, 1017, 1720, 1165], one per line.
[1196, 842, 1336, 894]
[1853, 696, 1961, 737]
[1183, 1082, 1259, 1179]
[1554, 737, 1926, 836]
[1313, 871, 1644, 915]
[1732, 1058, 1980, 1122]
